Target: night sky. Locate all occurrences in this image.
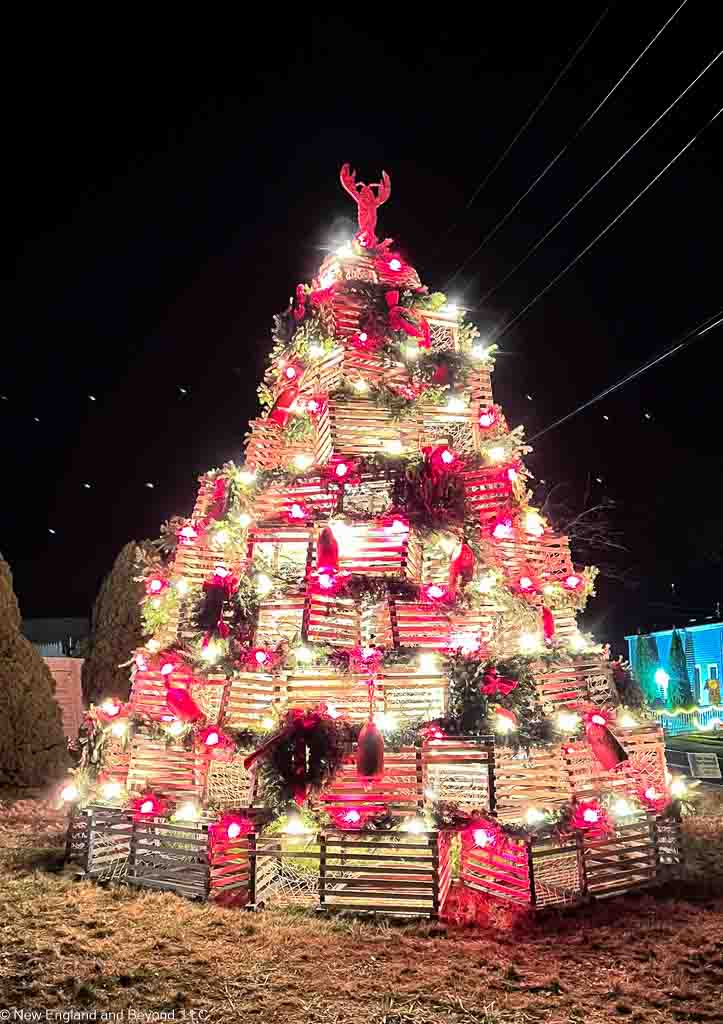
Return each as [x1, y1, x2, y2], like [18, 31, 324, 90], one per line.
[4, 5, 722, 651]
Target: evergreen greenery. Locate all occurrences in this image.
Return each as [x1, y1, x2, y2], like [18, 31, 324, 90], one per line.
[666, 629, 695, 709]
[0, 555, 68, 788]
[634, 633, 662, 705]
[82, 541, 153, 704]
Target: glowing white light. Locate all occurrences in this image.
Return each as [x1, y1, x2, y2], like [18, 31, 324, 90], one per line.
[308, 344, 324, 359]
[612, 798, 633, 818]
[444, 303, 458, 317]
[524, 511, 545, 537]
[175, 577, 190, 595]
[110, 720, 128, 738]
[237, 513, 252, 528]
[402, 816, 426, 834]
[477, 573, 497, 594]
[618, 712, 637, 729]
[330, 520, 355, 548]
[335, 463, 349, 478]
[388, 258, 402, 272]
[446, 396, 466, 413]
[150, 598, 161, 609]
[470, 344, 488, 360]
[146, 639, 161, 653]
[289, 503, 307, 520]
[148, 578, 163, 593]
[488, 446, 506, 462]
[336, 241, 353, 257]
[227, 822, 242, 839]
[440, 449, 455, 465]
[437, 533, 458, 555]
[494, 714, 515, 735]
[670, 777, 687, 799]
[238, 470, 257, 486]
[525, 808, 545, 825]
[294, 646, 313, 664]
[167, 720, 185, 737]
[386, 516, 408, 535]
[282, 813, 311, 836]
[383, 439, 404, 456]
[101, 781, 122, 800]
[325, 702, 340, 719]
[352, 379, 369, 393]
[318, 572, 334, 590]
[254, 651, 269, 666]
[556, 712, 580, 733]
[61, 784, 79, 802]
[201, 643, 219, 663]
[293, 453, 313, 470]
[205, 731, 220, 747]
[100, 699, 121, 717]
[424, 787, 437, 801]
[213, 529, 229, 546]
[374, 711, 397, 733]
[261, 716, 275, 730]
[255, 574, 273, 597]
[582, 808, 599, 824]
[655, 668, 669, 687]
[405, 345, 419, 360]
[140, 799, 155, 815]
[542, 584, 556, 595]
[427, 585, 445, 600]
[473, 828, 494, 848]
[176, 801, 200, 821]
[569, 633, 587, 653]
[518, 632, 542, 654]
[418, 653, 438, 674]
[320, 270, 336, 288]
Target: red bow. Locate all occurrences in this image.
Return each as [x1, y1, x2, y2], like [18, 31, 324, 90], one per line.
[293, 284, 306, 321]
[481, 667, 518, 696]
[385, 291, 430, 348]
[310, 283, 335, 306]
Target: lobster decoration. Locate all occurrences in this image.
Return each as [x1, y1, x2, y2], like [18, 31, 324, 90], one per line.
[340, 163, 391, 247]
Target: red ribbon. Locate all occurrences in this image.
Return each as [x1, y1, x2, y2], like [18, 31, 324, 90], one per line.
[385, 291, 430, 348]
[481, 667, 518, 696]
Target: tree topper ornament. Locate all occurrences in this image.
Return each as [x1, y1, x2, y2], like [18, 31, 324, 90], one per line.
[340, 163, 391, 248]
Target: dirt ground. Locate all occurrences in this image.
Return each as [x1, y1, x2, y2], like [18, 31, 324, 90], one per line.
[0, 790, 722, 1024]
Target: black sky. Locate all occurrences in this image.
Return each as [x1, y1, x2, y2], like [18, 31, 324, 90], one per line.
[4, 5, 722, 650]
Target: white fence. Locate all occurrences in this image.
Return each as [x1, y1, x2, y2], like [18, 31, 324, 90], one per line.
[654, 705, 723, 735]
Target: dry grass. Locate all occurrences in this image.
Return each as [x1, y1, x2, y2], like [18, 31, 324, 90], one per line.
[0, 790, 722, 1023]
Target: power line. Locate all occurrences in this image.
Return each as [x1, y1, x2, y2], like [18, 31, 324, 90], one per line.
[528, 308, 723, 442]
[443, 5, 610, 238]
[479, 49, 722, 305]
[445, 0, 690, 289]
[494, 107, 721, 340]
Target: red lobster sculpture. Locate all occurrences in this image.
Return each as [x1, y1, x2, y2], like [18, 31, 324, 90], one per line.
[340, 163, 391, 247]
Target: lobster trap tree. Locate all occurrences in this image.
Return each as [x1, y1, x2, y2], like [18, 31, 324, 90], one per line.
[0, 555, 68, 788]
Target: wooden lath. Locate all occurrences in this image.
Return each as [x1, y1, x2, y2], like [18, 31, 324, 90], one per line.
[534, 656, 613, 712]
[278, 670, 376, 721]
[319, 746, 422, 817]
[380, 666, 447, 722]
[328, 397, 420, 457]
[494, 745, 572, 823]
[126, 735, 208, 800]
[220, 672, 276, 729]
[319, 829, 449, 918]
[390, 600, 452, 650]
[421, 735, 494, 811]
[255, 593, 307, 646]
[582, 815, 659, 898]
[305, 593, 361, 647]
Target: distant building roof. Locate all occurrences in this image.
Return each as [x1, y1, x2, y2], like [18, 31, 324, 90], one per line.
[22, 617, 89, 643]
[625, 621, 722, 640]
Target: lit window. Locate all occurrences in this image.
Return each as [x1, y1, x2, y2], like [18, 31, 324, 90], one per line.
[708, 664, 719, 680]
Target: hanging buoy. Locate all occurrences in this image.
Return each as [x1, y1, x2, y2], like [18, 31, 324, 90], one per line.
[356, 720, 385, 779]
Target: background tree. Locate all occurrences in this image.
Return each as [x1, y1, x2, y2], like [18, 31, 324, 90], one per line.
[634, 633, 661, 705]
[0, 554, 68, 788]
[666, 628, 695, 709]
[81, 541, 154, 704]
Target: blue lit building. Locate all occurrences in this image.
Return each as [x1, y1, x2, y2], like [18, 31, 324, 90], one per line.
[626, 622, 722, 705]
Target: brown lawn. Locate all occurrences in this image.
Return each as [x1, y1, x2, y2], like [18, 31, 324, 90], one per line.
[0, 789, 722, 1023]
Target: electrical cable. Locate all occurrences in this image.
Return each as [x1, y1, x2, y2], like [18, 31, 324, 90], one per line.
[443, 5, 610, 238]
[445, 0, 690, 288]
[494, 108, 721, 342]
[528, 308, 723, 442]
[479, 49, 721, 304]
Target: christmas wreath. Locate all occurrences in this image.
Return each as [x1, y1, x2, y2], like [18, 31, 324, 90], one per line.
[243, 706, 350, 811]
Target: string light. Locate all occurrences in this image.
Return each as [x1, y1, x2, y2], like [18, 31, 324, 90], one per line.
[518, 632, 542, 654]
[101, 781, 122, 800]
[446, 395, 466, 413]
[418, 652, 438, 674]
[612, 798, 634, 818]
[487, 446, 506, 462]
[238, 513, 253, 527]
[238, 469, 257, 486]
[556, 711, 580, 733]
[166, 720, 186, 737]
[470, 344, 488, 360]
[110, 720, 128, 738]
[175, 801, 200, 821]
[352, 379, 369, 393]
[374, 711, 397, 733]
[402, 816, 426, 834]
[255, 574, 273, 597]
[618, 711, 638, 728]
[525, 808, 545, 825]
[201, 643, 220, 664]
[60, 784, 79, 802]
[382, 439, 404, 456]
[308, 344, 324, 358]
[261, 716, 275, 730]
[293, 453, 313, 470]
[282, 812, 311, 836]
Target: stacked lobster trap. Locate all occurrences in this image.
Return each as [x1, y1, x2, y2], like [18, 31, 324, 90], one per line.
[63, 167, 692, 920]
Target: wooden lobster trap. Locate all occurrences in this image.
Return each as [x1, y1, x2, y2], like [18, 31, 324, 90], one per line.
[581, 812, 670, 900]
[318, 829, 451, 918]
[250, 832, 321, 909]
[66, 805, 133, 882]
[125, 734, 209, 802]
[494, 745, 572, 824]
[277, 669, 377, 722]
[219, 671, 276, 729]
[205, 750, 258, 810]
[319, 746, 423, 820]
[461, 830, 584, 910]
[328, 397, 421, 458]
[380, 666, 447, 723]
[389, 599, 452, 649]
[535, 656, 614, 712]
[421, 735, 495, 811]
[564, 723, 667, 802]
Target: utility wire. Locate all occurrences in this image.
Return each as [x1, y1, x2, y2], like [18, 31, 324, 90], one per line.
[443, 5, 610, 238]
[480, 49, 722, 304]
[528, 308, 723, 442]
[495, 107, 722, 341]
[445, 0, 690, 288]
